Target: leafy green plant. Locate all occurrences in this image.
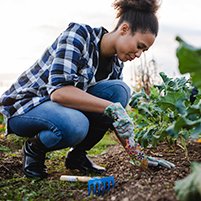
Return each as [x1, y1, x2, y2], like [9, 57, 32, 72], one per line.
[176, 36, 201, 89]
[129, 85, 171, 148]
[174, 163, 201, 201]
[129, 72, 200, 150]
[174, 36, 201, 201]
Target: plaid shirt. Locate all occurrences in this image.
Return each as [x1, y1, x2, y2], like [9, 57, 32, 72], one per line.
[0, 22, 123, 124]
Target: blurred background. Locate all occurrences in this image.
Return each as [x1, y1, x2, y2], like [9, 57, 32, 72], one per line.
[0, 0, 201, 94]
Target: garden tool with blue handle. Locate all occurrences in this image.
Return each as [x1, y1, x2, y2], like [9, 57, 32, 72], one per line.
[60, 175, 115, 196]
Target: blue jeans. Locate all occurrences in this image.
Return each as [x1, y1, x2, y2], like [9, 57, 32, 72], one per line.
[8, 80, 131, 151]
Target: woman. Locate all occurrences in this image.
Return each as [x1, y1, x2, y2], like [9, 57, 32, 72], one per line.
[0, 0, 175, 179]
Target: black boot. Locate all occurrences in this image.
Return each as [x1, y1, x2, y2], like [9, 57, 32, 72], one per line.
[23, 135, 49, 178]
[65, 148, 106, 174]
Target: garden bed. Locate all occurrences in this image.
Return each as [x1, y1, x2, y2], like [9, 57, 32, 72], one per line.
[0, 135, 200, 201]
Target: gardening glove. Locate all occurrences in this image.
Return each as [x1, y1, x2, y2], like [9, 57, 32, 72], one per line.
[104, 102, 134, 138]
[147, 156, 175, 169]
[104, 103, 148, 168]
[125, 136, 149, 169]
[125, 136, 175, 169]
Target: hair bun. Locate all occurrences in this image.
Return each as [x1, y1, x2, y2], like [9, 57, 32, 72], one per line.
[113, 0, 160, 18]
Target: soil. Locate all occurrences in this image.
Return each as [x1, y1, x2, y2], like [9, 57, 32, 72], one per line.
[0, 139, 201, 201]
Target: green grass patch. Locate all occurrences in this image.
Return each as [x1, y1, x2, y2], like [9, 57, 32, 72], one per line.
[88, 131, 117, 156]
[0, 131, 117, 200]
[0, 145, 11, 152]
[0, 177, 86, 201]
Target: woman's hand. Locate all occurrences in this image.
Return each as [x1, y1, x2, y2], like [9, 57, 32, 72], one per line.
[125, 137, 175, 169]
[147, 156, 175, 169]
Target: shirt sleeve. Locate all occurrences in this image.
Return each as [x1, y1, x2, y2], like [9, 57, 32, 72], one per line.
[47, 23, 88, 95]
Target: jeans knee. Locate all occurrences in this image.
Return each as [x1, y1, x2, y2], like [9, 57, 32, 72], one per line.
[71, 121, 89, 145]
[111, 80, 131, 107]
[62, 116, 89, 147]
[40, 114, 89, 149]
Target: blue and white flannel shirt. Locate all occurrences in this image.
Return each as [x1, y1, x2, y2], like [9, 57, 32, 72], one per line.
[0, 22, 123, 132]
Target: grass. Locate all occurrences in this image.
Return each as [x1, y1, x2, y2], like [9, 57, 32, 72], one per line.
[0, 177, 79, 201]
[0, 131, 117, 201]
[88, 131, 117, 156]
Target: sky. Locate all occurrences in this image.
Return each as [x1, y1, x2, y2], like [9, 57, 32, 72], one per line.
[0, 0, 201, 92]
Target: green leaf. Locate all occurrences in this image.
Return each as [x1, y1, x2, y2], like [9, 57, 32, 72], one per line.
[190, 123, 201, 139]
[159, 72, 172, 84]
[158, 91, 186, 111]
[0, 145, 11, 152]
[138, 104, 153, 117]
[129, 90, 149, 108]
[166, 123, 179, 138]
[175, 162, 201, 201]
[176, 99, 187, 115]
[176, 36, 201, 89]
[186, 104, 201, 121]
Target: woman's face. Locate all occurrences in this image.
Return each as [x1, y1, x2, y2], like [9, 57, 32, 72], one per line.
[115, 23, 156, 62]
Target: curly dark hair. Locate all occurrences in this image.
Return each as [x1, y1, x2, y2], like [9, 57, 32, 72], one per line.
[113, 0, 161, 36]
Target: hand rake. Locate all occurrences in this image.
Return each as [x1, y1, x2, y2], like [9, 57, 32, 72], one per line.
[60, 175, 115, 196]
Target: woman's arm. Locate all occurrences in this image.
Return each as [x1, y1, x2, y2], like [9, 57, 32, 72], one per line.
[50, 85, 112, 113]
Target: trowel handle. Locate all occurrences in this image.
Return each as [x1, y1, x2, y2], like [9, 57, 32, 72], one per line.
[60, 175, 92, 182]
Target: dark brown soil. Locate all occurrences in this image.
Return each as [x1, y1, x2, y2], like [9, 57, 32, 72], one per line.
[91, 141, 201, 201]
[0, 139, 201, 201]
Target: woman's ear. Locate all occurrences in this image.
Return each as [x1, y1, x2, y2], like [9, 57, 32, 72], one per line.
[119, 22, 130, 35]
